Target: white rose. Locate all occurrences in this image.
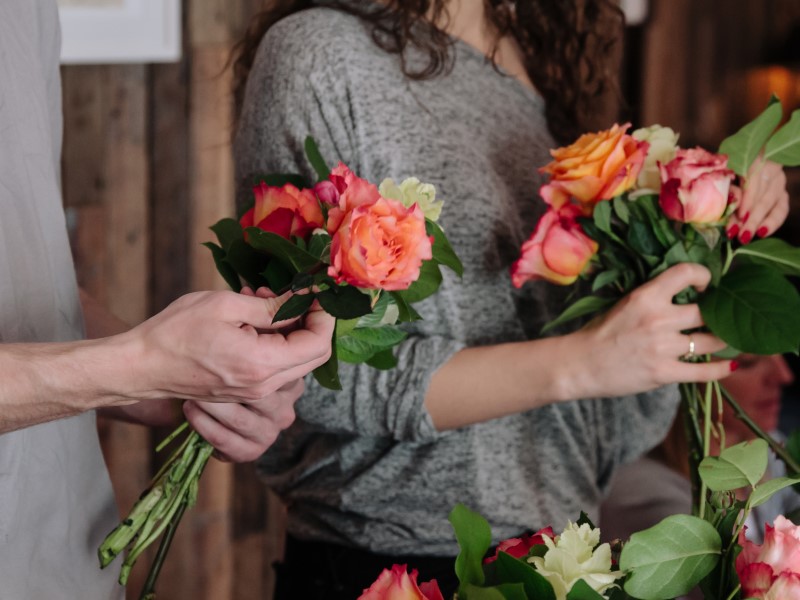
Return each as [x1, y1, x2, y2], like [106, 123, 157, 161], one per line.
[528, 523, 621, 600]
[631, 124, 680, 195]
[379, 177, 444, 222]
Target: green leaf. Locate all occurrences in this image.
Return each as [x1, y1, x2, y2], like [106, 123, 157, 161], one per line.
[356, 292, 391, 328]
[719, 97, 782, 176]
[317, 286, 373, 320]
[449, 504, 491, 588]
[312, 335, 341, 390]
[210, 218, 244, 251]
[591, 269, 621, 292]
[750, 475, 800, 507]
[541, 296, 615, 334]
[566, 579, 606, 600]
[365, 348, 398, 370]
[494, 553, 556, 600]
[272, 293, 314, 323]
[629, 194, 677, 248]
[620, 514, 721, 600]
[698, 264, 800, 354]
[461, 583, 526, 600]
[337, 326, 407, 363]
[304, 136, 331, 181]
[389, 291, 423, 322]
[261, 260, 294, 292]
[224, 238, 269, 289]
[699, 439, 769, 491]
[427, 219, 464, 277]
[627, 219, 663, 257]
[734, 238, 800, 276]
[764, 108, 800, 166]
[245, 228, 320, 273]
[203, 242, 242, 292]
[576, 511, 596, 529]
[613, 195, 631, 224]
[397, 260, 443, 303]
[307, 232, 331, 262]
[593, 200, 613, 235]
[788, 429, 800, 472]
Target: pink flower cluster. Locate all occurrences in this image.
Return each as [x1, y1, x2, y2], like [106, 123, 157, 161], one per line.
[736, 516, 800, 599]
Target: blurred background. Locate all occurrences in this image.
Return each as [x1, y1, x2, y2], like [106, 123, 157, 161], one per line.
[57, 0, 800, 598]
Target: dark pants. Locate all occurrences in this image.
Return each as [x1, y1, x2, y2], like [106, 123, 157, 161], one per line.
[272, 536, 459, 599]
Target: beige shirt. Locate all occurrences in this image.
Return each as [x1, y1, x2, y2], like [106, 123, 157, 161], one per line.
[0, 1, 121, 598]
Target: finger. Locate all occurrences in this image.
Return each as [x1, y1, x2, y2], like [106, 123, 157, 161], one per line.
[725, 187, 743, 238]
[183, 401, 277, 463]
[674, 332, 728, 359]
[673, 360, 738, 384]
[737, 160, 786, 243]
[254, 286, 278, 299]
[648, 263, 712, 297]
[225, 291, 301, 330]
[240, 287, 255, 296]
[753, 190, 790, 239]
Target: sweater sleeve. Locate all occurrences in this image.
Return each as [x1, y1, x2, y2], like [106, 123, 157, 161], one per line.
[233, 14, 466, 443]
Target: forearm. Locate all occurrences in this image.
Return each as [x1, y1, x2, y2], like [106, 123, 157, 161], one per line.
[425, 333, 583, 430]
[0, 336, 141, 433]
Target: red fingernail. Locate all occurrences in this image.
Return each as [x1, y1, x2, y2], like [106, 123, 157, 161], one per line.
[726, 224, 740, 239]
[730, 360, 739, 372]
[757, 226, 768, 238]
[740, 230, 752, 244]
[742, 212, 750, 224]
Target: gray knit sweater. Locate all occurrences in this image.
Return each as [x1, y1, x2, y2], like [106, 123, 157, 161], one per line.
[234, 6, 679, 555]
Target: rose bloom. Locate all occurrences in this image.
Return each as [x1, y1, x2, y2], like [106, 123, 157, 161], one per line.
[511, 204, 598, 287]
[326, 163, 382, 233]
[328, 196, 432, 291]
[528, 523, 621, 600]
[379, 177, 444, 222]
[539, 123, 648, 213]
[736, 516, 800, 599]
[358, 564, 444, 600]
[484, 527, 555, 564]
[631, 124, 680, 194]
[240, 181, 324, 240]
[658, 147, 735, 224]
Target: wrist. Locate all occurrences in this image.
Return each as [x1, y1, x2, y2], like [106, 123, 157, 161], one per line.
[543, 329, 596, 403]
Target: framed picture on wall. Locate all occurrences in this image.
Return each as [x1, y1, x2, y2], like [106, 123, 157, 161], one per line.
[57, 0, 181, 64]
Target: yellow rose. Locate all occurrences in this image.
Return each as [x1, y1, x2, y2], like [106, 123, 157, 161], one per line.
[379, 177, 443, 222]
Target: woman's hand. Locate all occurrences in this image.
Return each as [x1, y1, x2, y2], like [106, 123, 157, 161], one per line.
[569, 263, 736, 399]
[726, 158, 789, 243]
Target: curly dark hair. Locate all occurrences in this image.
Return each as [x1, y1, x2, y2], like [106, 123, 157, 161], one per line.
[231, 0, 624, 143]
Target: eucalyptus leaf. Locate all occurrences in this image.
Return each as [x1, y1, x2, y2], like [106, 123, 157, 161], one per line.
[245, 228, 320, 272]
[427, 219, 464, 277]
[764, 108, 800, 166]
[698, 439, 769, 491]
[698, 265, 800, 354]
[620, 514, 721, 600]
[304, 136, 331, 180]
[541, 296, 615, 334]
[494, 553, 556, 600]
[734, 238, 800, 276]
[719, 97, 782, 176]
[203, 242, 242, 292]
[449, 504, 491, 588]
[750, 475, 800, 507]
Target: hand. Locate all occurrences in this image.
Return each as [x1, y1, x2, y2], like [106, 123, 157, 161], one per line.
[726, 158, 789, 243]
[573, 263, 735, 398]
[183, 378, 304, 462]
[117, 289, 334, 405]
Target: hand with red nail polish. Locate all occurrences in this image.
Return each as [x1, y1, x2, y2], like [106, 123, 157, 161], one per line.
[727, 158, 789, 243]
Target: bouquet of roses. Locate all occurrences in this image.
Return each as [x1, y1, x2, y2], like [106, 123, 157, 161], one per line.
[507, 97, 800, 600]
[97, 138, 462, 599]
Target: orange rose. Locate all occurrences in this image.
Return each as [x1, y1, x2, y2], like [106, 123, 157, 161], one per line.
[326, 163, 382, 234]
[240, 182, 324, 240]
[511, 204, 598, 287]
[358, 564, 444, 600]
[328, 197, 432, 291]
[539, 123, 649, 213]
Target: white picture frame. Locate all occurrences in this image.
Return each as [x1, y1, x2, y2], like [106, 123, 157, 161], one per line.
[58, 0, 181, 65]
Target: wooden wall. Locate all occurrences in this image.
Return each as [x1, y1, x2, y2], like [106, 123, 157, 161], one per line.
[60, 1, 800, 599]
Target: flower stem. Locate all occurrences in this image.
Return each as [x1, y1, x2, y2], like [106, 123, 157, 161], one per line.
[138, 498, 189, 600]
[699, 377, 714, 520]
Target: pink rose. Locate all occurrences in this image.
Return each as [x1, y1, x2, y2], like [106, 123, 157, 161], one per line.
[313, 180, 340, 205]
[539, 123, 649, 214]
[658, 148, 735, 224]
[511, 204, 598, 287]
[326, 163, 382, 233]
[736, 516, 800, 599]
[328, 197, 432, 291]
[240, 182, 324, 240]
[484, 527, 555, 564]
[358, 564, 444, 600]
